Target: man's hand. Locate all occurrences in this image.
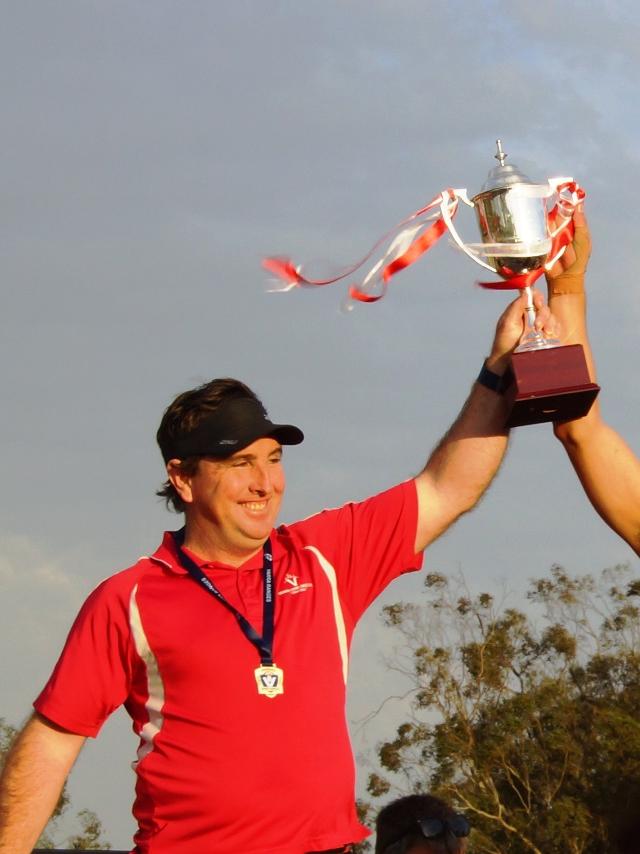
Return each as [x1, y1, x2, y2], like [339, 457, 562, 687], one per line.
[486, 288, 558, 375]
[542, 208, 640, 554]
[544, 207, 594, 362]
[546, 206, 591, 295]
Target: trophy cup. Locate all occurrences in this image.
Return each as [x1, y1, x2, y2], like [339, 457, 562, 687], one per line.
[444, 140, 600, 428]
[263, 140, 600, 428]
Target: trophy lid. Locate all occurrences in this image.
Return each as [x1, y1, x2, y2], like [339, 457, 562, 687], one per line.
[480, 139, 538, 192]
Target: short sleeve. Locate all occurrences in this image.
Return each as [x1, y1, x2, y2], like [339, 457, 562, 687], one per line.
[34, 577, 134, 737]
[284, 480, 423, 620]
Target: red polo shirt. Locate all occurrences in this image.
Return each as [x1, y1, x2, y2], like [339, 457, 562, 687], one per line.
[35, 480, 423, 853]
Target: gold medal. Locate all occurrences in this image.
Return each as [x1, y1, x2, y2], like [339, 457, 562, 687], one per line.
[255, 664, 284, 698]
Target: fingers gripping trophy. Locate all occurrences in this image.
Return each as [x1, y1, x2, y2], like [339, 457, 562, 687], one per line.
[264, 140, 600, 428]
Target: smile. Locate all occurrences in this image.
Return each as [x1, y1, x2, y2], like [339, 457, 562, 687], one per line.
[241, 501, 268, 512]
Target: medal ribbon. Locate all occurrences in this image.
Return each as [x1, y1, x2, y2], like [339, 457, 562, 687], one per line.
[172, 532, 275, 666]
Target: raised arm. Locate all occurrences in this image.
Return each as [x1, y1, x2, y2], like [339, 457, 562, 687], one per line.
[0, 712, 85, 854]
[414, 289, 556, 552]
[546, 210, 640, 555]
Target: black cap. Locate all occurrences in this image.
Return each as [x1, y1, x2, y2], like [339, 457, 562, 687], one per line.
[163, 397, 304, 462]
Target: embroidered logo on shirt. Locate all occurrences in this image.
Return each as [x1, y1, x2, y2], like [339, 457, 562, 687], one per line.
[278, 572, 313, 596]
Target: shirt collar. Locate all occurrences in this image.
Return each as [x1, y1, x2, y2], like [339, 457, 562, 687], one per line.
[150, 529, 279, 574]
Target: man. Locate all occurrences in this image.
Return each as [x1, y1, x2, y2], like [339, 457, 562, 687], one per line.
[0, 292, 555, 854]
[546, 209, 640, 555]
[374, 794, 469, 854]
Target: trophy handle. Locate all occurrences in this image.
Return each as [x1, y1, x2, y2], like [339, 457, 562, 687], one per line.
[545, 176, 580, 269]
[547, 177, 573, 237]
[441, 190, 496, 273]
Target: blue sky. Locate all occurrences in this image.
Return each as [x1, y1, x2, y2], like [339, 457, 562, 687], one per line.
[3, 1, 640, 846]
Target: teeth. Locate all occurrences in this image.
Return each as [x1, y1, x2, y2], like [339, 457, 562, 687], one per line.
[244, 502, 267, 511]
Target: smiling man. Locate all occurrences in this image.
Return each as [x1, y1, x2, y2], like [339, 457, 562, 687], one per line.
[0, 291, 557, 854]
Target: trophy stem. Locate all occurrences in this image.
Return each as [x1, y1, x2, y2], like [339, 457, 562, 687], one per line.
[515, 285, 560, 352]
[524, 284, 536, 329]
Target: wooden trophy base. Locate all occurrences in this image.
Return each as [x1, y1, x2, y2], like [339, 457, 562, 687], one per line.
[503, 344, 600, 428]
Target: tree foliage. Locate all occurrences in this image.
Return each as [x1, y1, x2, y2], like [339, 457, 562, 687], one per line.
[0, 718, 111, 850]
[66, 809, 111, 850]
[363, 565, 640, 854]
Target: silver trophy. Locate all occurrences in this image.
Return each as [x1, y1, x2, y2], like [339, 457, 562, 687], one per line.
[263, 140, 599, 427]
[443, 140, 599, 427]
[445, 139, 573, 351]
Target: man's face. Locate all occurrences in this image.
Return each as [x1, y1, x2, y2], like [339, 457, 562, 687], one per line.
[169, 437, 285, 563]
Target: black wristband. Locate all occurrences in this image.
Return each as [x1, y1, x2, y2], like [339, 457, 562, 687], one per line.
[477, 360, 507, 395]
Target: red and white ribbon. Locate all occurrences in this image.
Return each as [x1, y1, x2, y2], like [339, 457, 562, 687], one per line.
[263, 190, 460, 305]
[263, 181, 585, 303]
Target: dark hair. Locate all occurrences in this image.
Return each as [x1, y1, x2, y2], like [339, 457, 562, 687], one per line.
[375, 794, 467, 854]
[156, 378, 261, 513]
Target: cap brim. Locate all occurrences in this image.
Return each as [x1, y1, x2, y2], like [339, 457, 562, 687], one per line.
[267, 423, 304, 447]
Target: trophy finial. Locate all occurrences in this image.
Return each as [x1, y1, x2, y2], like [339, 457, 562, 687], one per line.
[495, 139, 507, 166]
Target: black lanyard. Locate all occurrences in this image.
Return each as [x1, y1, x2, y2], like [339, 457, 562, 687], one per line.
[172, 531, 275, 667]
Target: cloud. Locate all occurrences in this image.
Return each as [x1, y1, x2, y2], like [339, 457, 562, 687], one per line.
[0, 533, 95, 722]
